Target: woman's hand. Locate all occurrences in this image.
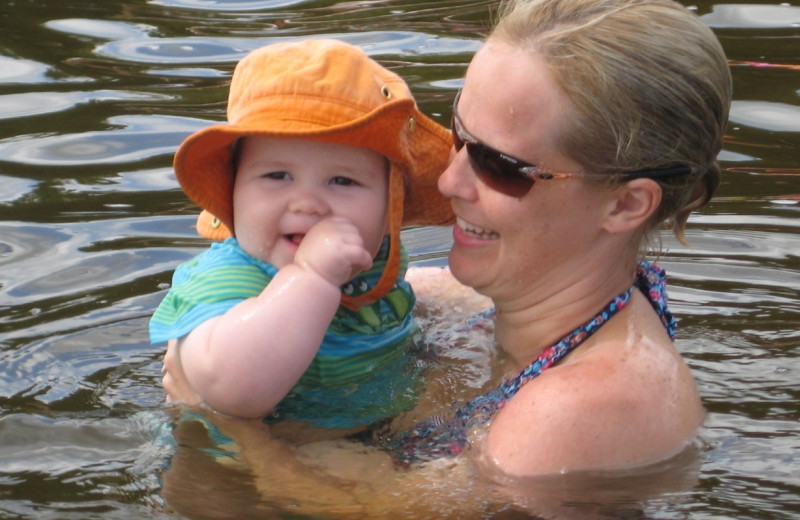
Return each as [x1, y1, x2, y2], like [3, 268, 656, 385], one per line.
[161, 339, 203, 406]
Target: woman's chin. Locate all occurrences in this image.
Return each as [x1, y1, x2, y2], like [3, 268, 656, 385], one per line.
[447, 248, 493, 293]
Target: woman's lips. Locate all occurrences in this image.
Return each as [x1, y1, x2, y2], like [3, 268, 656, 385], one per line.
[456, 217, 499, 240]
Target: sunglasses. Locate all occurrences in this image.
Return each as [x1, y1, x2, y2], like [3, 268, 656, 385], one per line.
[451, 91, 692, 198]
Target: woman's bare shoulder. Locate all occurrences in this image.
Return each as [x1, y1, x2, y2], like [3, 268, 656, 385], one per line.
[481, 334, 704, 477]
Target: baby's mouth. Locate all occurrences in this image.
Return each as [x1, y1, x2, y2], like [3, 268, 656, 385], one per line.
[286, 233, 305, 245]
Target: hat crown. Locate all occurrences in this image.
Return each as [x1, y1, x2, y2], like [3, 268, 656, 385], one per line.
[227, 39, 413, 130]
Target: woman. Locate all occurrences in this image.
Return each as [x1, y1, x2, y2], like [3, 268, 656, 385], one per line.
[162, 0, 732, 488]
[362, 0, 732, 477]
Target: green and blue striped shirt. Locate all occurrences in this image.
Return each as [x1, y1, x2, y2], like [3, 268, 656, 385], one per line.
[150, 237, 420, 428]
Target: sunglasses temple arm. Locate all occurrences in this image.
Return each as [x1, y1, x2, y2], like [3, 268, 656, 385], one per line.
[621, 165, 692, 180]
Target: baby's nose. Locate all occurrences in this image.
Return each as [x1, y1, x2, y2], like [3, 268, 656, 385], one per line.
[287, 189, 331, 216]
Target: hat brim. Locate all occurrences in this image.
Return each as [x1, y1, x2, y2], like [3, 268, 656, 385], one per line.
[174, 97, 454, 234]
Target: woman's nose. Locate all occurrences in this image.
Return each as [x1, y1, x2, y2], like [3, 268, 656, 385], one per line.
[438, 146, 476, 200]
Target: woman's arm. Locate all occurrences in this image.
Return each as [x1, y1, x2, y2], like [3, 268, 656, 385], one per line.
[405, 266, 492, 317]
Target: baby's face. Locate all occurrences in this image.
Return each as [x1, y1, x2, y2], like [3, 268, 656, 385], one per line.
[231, 136, 390, 268]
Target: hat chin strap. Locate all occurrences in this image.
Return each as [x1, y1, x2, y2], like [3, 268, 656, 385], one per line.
[340, 166, 404, 311]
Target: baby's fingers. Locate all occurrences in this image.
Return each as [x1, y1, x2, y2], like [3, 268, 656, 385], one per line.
[341, 242, 374, 274]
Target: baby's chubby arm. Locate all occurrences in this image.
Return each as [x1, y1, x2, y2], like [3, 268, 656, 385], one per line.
[170, 216, 373, 418]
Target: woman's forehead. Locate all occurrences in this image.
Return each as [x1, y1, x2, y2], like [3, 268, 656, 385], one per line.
[460, 40, 573, 166]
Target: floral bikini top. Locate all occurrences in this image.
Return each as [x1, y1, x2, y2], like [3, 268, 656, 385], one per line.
[360, 260, 677, 467]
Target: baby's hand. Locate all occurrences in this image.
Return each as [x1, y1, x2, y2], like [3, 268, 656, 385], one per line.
[293, 217, 373, 287]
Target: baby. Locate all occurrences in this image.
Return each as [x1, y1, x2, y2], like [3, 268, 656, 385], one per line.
[149, 39, 452, 429]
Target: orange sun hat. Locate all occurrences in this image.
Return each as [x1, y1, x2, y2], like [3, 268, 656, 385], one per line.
[174, 39, 454, 309]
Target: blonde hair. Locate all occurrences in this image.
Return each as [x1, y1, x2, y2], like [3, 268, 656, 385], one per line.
[492, 0, 731, 244]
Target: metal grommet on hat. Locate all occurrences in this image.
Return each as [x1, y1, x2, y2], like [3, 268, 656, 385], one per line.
[381, 85, 392, 99]
[408, 117, 417, 132]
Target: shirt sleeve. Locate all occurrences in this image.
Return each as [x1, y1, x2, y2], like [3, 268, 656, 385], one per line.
[148, 241, 272, 344]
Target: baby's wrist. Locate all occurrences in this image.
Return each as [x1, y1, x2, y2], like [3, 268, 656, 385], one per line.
[284, 262, 344, 294]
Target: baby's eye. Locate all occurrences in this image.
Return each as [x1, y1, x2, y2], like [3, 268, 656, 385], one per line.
[330, 176, 358, 186]
[263, 171, 291, 180]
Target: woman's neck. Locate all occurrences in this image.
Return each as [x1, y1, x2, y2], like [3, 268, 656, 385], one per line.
[492, 255, 639, 365]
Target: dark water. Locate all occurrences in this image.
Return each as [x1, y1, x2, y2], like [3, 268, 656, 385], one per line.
[0, 0, 798, 518]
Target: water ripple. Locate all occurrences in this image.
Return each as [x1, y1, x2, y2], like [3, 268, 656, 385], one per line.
[151, 0, 312, 11]
[702, 4, 800, 29]
[0, 90, 172, 121]
[95, 32, 479, 64]
[730, 101, 800, 133]
[45, 18, 156, 41]
[0, 55, 51, 84]
[0, 115, 207, 166]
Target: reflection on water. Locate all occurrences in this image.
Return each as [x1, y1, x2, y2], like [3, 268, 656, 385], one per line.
[0, 115, 203, 166]
[0, 0, 798, 518]
[730, 101, 800, 132]
[0, 56, 51, 84]
[152, 0, 312, 10]
[702, 3, 800, 28]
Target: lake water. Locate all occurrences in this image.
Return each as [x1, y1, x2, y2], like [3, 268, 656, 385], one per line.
[0, 0, 798, 518]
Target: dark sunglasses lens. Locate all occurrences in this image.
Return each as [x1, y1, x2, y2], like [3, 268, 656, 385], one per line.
[467, 143, 535, 197]
[451, 114, 535, 197]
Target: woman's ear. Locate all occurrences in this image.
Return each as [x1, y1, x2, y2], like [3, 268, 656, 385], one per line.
[602, 178, 662, 234]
